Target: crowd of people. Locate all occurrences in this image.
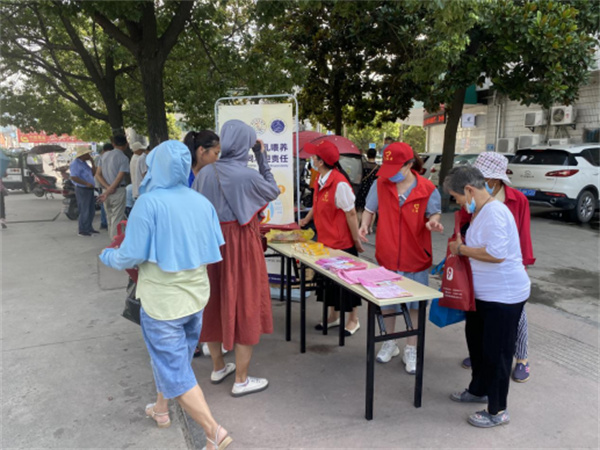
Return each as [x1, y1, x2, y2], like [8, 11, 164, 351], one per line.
[93, 123, 532, 448]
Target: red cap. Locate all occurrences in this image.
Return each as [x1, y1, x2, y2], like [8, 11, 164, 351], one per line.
[304, 140, 340, 166]
[378, 142, 415, 178]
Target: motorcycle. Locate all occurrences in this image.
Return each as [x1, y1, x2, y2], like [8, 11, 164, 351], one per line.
[61, 177, 101, 221]
[31, 172, 63, 198]
[62, 178, 78, 220]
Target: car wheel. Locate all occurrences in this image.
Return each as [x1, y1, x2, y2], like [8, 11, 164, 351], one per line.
[570, 190, 596, 224]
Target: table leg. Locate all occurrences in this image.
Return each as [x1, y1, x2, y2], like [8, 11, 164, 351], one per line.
[285, 256, 292, 342]
[414, 300, 427, 408]
[279, 255, 285, 303]
[322, 281, 328, 336]
[365, 302, 376, 420]
[300, 263, 306, 353]
[338, 285, 345, 347]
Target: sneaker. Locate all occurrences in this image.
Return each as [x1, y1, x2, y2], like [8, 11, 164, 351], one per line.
[231, 376, 269, 397]
[89, 229, 100, 234]
[402, 345, 417, 374]
[450, 389, 488, 403]
[210, 362, 236, 385]
[376, 340, 400, 364]
[468, 410, 510, 428]
[100, 225, 108, 230]
[201, 343, 229, 356]
[0, 219, 7, 229]
[78, 232, 91, 237]
[512, 362, 530, 383]
[462, 357, 472, 369]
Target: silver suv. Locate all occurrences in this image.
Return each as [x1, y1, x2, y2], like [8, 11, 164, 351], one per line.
[507, 145, 599, 223]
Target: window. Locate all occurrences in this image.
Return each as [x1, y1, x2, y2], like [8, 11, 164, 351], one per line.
[580, 148, 600, 167]
[512, 149, 577, 166]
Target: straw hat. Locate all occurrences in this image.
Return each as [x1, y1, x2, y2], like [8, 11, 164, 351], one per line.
[75, 146, 92, 158]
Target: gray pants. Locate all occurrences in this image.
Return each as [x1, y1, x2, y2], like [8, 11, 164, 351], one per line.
[105, 187, 126, 239]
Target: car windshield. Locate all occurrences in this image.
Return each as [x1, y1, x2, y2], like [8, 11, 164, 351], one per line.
[339, 156, 362, 184]
[512, 149, 574, 166]
[454, 154, 478, 165]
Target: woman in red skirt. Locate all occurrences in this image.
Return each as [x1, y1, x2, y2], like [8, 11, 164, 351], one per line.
[192, 120, 280, 397]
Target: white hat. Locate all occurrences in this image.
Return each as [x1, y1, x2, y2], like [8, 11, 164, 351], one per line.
[131, 142, 145, 152]
[473, 152, 512, 185]
[75, 146, 92, 158]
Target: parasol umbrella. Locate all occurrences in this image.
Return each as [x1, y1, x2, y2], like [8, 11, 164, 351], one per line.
[301, 134, 361, 158]
[29, 144, 67, 155]
[293, 130, 325, 157]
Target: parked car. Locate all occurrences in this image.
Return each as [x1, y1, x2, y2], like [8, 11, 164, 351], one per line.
[507, 145, 599, 223]
[429, 153, 480, 186]
[0, 150, 43, 192]
[419, 153, 442, 179]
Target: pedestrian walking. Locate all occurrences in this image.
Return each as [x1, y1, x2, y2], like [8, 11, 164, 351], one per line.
[96, 135, 129, 238]
[445, 165, 530, 428]
[69, 146, 98, 237]
[99, 140, 232, 450]
[359, 143, 443, 373]
[192, 119, 280, 397]
[458, 151, 535, 382]
[299, 140, 364, 336]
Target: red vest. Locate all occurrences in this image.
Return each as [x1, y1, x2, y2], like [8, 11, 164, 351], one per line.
[313, 169, 355, 250]
[375, 172, 436, 272]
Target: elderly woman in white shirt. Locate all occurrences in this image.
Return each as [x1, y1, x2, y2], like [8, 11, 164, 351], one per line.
[444, 165, 530, 429]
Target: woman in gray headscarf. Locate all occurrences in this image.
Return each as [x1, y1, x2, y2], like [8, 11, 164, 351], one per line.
[192, 119, 280, 398]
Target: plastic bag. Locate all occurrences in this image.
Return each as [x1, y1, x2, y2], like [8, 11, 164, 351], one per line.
[266, 228, 315, 243]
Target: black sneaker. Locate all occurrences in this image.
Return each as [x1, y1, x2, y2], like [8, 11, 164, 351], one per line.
[89, 229, 100, 234]
[78, 232, 91, 237]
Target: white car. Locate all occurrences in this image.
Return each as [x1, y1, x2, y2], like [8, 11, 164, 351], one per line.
[507, 145, 599, 223]
[429, 153, 480, 186]
[418, 153, 442, 179]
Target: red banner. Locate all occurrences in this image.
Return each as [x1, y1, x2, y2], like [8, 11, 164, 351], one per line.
[17, 129, 87, 144]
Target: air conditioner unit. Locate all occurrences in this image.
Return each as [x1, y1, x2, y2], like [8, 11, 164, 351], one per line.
[518, 134, 542, 149]
[550, 105, 575, 125]
[523, 111, 545, 127]
[497, 138, 516, 153]
[548, 138, 569, 146]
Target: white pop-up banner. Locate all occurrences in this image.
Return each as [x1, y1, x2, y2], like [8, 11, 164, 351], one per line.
[217, 103, 294, 225]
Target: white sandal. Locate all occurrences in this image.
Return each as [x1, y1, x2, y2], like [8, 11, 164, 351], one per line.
[206, 425, 232, 450]
[145, 403, 171, 428]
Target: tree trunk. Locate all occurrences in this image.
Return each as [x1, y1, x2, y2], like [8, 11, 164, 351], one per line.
[139, 59, 169, 147]
[439, 86, 467, 211]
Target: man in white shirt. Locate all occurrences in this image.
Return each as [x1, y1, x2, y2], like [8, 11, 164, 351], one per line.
[130, 142, 145, 200]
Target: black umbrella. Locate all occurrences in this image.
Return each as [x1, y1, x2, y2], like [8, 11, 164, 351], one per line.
[29, 144, 67, 155]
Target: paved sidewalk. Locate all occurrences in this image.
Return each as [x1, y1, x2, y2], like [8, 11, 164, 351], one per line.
[2, 193, 598, 449]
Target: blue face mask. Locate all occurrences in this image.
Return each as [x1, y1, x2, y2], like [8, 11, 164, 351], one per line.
[465, 194, 477, 214]
[389, 170, 405, 183]
[485, 181, 494, 195]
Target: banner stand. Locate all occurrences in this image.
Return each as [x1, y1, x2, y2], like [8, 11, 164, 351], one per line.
[214, 94, 301, 224]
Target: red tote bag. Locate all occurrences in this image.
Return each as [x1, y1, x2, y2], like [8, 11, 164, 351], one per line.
[440, 212, 475, 311]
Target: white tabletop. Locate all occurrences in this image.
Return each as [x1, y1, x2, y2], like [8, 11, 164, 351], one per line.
[267, 242, 442, 307]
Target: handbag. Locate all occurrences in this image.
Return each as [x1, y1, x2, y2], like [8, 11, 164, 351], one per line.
[440, 212, 476, 311]
[121, 276, 141, 324]
[213, 164, 267, 251]
[429, 298, 466, 328]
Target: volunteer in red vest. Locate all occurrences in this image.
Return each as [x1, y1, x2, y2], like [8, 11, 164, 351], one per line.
[458, 151, 535, 382]
[299, 140, 364, 336]
[359, 143, 443, 374]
